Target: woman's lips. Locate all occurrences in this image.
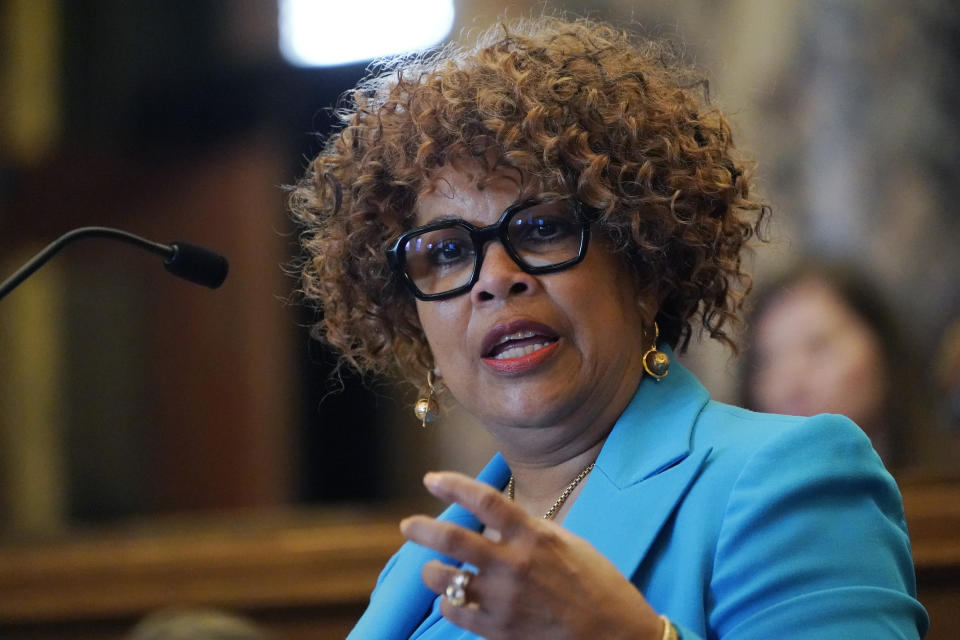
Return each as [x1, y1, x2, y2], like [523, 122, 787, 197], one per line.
[481, 319, 559, 357]
[488, 335, 555, 360]
[480, 319, 561, 374]
[482, 340, 560, 374]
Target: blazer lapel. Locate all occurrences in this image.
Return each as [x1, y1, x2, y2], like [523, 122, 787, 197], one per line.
[563, 351, 712, 579]
[347, 454, 510, 640]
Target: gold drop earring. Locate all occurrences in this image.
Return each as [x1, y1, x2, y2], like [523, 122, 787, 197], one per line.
[413, 370, 439, 427]
[642, 322, 670, 381]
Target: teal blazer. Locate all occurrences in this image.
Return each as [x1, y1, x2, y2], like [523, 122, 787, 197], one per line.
[348, 355, 929, 639]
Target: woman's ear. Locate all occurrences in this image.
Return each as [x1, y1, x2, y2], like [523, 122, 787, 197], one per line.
[636, 292, 660, 326]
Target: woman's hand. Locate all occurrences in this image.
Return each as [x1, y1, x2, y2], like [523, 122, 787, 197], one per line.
[400, 471, 664, 640]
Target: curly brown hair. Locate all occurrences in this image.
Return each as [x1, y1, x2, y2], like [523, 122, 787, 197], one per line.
[290, 16, 768, 384]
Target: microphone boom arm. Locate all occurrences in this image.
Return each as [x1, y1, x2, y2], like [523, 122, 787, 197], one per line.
[0, 226, 228, 301]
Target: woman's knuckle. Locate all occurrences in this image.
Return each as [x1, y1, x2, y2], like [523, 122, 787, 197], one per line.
[437, 525, 464, 548]
[477, 489, 503, 513]
[507, 552, 535, 579]
[532, 524, 563, 548]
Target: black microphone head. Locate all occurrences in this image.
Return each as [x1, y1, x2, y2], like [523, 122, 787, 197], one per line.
[164, 242, 229, 288]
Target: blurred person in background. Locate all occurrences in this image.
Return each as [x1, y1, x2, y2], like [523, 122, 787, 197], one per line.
[739, 261, 923, 470]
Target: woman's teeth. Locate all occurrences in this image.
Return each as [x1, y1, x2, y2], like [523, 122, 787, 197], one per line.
[496, 330, 537, 345]
[492, 342, 551, 360]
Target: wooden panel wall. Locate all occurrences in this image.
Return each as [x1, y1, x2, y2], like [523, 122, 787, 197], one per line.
[0, 509, 404, 640]
[903, 481, 960, 640]
[0, 483, 957, 639]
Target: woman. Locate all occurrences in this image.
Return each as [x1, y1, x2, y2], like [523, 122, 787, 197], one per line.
[740, 262, 919, 470]
[291, 17, 927, 640]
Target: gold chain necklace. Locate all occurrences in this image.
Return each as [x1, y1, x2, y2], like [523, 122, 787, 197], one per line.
[506, 462, 595, 520]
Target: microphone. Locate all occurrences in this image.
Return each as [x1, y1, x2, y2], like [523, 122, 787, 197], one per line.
[0, 226, 229, 301]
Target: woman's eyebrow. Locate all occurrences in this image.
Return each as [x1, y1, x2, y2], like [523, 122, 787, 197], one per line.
[413, 213, 467, 226]
[413, 197, 545, 226]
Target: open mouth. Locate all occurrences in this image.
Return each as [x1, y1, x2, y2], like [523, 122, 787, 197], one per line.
[484, 329, 559, 360]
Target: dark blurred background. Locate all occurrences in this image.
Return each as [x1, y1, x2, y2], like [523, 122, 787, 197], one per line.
[0, 0, 410, 533]
[1, 0, 959, 537]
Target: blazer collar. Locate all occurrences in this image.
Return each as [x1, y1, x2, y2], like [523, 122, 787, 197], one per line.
[594, 346, 709, 487]
[562, 348, 713, 577]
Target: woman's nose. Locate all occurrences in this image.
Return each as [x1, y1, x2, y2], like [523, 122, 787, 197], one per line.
[470, 242, 538, 304]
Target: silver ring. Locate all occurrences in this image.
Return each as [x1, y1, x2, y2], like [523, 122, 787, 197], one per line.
[445, 569, 471, 607]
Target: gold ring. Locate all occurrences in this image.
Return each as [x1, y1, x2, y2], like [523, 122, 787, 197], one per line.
[445, 569, 471, 607]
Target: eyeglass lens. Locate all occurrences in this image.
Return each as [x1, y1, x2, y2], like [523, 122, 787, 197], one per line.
[402, 200, 583, 297]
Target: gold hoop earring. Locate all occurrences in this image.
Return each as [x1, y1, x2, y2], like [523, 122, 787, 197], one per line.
[642, 322, 670, 382]
[413, 370, 439, 428]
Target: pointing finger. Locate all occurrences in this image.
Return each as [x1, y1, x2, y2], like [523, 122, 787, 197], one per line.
[423, 471, 530, 538]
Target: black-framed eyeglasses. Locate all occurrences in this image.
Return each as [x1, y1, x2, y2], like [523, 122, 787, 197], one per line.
[386, 198, 595, 301]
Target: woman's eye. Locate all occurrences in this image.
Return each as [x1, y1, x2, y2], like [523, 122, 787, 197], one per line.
[515, 214, 576, 244]
[427, 238, 471, 266]
[533, 219, 560, 237]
